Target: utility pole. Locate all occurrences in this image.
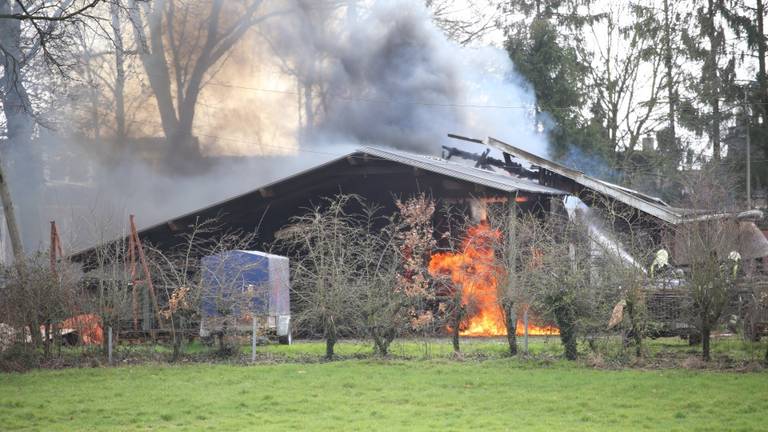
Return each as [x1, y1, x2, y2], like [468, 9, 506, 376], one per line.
[0, 162, 24, 264]
[745, 87, 752, 208]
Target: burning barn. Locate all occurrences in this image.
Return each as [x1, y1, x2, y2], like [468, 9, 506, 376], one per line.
[94, 145, 567, 251]
[72, 137, 768, 339]
[73, 144, 568, 337]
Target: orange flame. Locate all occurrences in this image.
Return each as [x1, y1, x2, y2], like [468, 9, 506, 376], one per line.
[428, 223, 559, 337]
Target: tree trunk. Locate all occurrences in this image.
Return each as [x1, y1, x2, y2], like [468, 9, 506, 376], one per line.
[111, 1, 126, 140]
[28, 319, 42, 349]
[373, 335, 388, 357]
[0, 3, 40, 255]
[504, 202, 518, 356]
[554, 303, 577, 360]
[707, 0, 721, 160]
[701, 324, 711, 362]
[756, 0, 768, 170]
[451, 291, 462, 353]
[136, 4, 180, 144]
[662, 0, 676, 150]
[372, 328, 395, 357]
[626, 296, 643, 358]
[325, 334, 336, 360]
[0, 162, 24, 262]
[503, 300, 517, 356]
[451, 322, 460, 353]
[43, 321, 51, 359]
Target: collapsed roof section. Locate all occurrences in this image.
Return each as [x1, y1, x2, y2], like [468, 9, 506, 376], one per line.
[447, 136, 768, 263]
[483, 137, 688, 225]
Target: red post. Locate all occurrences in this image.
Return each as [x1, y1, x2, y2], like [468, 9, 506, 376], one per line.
[129, 215, 163, 329]
[49, 221, 63, 276]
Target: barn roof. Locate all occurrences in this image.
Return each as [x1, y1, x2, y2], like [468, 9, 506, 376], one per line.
[70, 145, 565, 262]
[485, 137, 691, 224]
[359, 146, 564, 195]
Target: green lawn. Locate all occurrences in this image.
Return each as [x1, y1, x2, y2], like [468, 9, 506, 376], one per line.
[1, 355, 766, 431]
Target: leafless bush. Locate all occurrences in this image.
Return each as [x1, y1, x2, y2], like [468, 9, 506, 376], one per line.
[148, 217, 258, 360]
[581, 193, 659, 357]
[85, 233, 133, 351]
[675, 166, 743, 361]
[427, 202, 476, 353]
[277, 194, 443, 358]
[358, 194, 440, 356]
[0, 253, 81, 358]
[353, 206, 403, 356]
[524, 210, 607, 360]
[276, 194, 366, 359]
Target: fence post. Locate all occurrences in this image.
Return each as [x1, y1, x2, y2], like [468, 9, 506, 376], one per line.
[523, 307, 529, 355]
[108, 326, 113, 365]
[251, 316, 257, 363]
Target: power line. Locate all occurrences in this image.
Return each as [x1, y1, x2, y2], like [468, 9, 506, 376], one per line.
[204, 79, 541, 110]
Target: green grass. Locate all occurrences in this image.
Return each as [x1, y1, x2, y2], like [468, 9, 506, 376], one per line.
[256, 336, 566, 358]
[1, 354, 766, 431]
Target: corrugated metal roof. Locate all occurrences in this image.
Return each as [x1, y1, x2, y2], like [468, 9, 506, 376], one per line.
[359, 146, 566, 195]
[484, 137, 688, 224]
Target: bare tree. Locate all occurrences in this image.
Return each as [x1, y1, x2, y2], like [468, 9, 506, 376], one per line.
[585, 3, 666, 163]
[528, 209, 606, 361]
[485, 202, 555, 356]
[585, 194, 657, 358]
[0, 1, 108, 22]
[86, 228, 132, 354]
[675, 166, 742, 361]
[429, 202, 500, 354]
[128, 0, 287, 167]
[149, 217, 258, 360]
[357, 194, 440, 357]
[0, 0, 122, 262]
[276, 194, 365, 359]
[353, 204, 404, 356]
[0, 253, 80, 357]
[426, 0, 500, 46]
[68, 0, 136, 142]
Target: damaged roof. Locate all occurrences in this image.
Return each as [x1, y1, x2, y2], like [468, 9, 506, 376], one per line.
[485, 137, 697, 225]
[360, 146, 565, 195]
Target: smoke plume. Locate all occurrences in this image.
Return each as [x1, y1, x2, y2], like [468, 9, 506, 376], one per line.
[261, 1, 547, 156]
[7, 0, 552, 254]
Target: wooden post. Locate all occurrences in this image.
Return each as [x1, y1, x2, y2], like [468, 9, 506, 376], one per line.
[49, 221, 63, 276]
[129, 215, 163, 328]
[251, 316, 257, 363]
[108, 326, 113, 365]
[523, 306, 529, 354]
[505, 198, 518, 355]
[50, 221, 56, 274]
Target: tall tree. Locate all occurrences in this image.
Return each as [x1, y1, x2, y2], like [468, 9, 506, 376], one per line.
[723, 0, 768, 196]
[586, 3, 666, 159]
[680, 0, 740, 161]
[0, 0, 111, 258]
[504, 1, 606, 163]
[0, 1, 35, 259]
[128, 0, 281, 170]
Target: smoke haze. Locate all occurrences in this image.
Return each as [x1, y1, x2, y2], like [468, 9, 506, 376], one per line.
[7, 0, 551, 254]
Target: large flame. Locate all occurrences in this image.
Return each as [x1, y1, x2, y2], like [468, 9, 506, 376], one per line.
[428, 223, 559, 337]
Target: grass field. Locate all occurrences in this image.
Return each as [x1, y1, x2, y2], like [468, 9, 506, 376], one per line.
[2, 340, 767, 431]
